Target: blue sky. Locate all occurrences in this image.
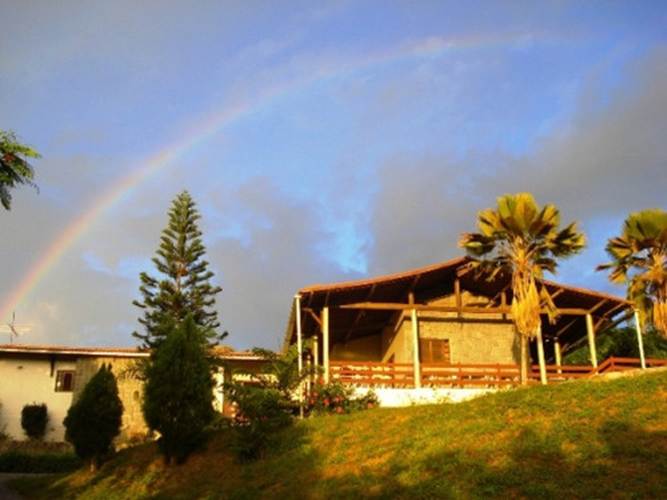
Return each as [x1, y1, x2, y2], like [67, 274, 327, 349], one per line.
[1, 1, 666, 349]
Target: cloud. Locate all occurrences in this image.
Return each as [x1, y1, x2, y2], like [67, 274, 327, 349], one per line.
[365, 47, 667, 295]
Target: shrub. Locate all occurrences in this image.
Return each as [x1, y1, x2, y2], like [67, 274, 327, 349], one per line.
[307, 381, 379, 415]
[224, 343, 313, 460]
[21, 403, 48, 440]
[63, 364, 123, 471]
[225, 383, 292, 461]
[143, 316, 215, 464]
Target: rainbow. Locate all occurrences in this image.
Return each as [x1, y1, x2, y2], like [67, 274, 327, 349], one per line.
[0, 32, 534, 322]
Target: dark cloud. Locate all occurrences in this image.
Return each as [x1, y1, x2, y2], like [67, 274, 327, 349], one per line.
[365, 47, 667, 293]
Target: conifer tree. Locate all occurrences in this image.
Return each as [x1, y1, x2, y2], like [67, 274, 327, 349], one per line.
[133, 191, 224, 349]
[63, 365, 123, 471]
[143, 316, 215, 464]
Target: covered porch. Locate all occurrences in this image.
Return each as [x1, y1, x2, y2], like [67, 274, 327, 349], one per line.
[284, 257, 654, 393]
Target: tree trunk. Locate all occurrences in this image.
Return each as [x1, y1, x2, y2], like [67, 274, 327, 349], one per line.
[520, 334, 529, 386]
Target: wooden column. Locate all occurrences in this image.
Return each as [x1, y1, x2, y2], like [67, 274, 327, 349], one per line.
[585, 313, 598, 368]
[554, 340, 562, 374]
[409, 293, 421, 388]
[454, 279, 462, 319]
[633, 310, 647, 369]
[536, 324, 548, 385]
[322, 307, 330, 384]
[312, 334, 319, 382]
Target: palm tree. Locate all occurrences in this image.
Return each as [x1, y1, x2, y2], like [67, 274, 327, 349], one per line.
[459, 193, 585, 384]
[0, 130, 41, 210]
[597, 209, 667, 337]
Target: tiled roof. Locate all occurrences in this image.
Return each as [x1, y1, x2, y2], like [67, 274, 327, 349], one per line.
[0, 343, 265, 360]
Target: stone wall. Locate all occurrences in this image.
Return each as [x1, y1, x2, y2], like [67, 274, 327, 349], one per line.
[382, 291, 519, 365]
[73, 357, 148, 443]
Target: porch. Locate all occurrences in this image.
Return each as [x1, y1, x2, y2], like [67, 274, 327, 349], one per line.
[330, 357, 667, 389]
[285, 257, 653, 397]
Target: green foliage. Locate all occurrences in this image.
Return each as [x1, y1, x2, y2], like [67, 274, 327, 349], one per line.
[565, 326, 667, 365]
[0, 130, 41, 210]
[0, 451, 80, 473]
[21, 403, 48, 440]
[598, 209, 667, 336]
[142, 316, 215, 464]
[133, 191, 225, 349]
[224, 343, 309, 460]
[63, 365, 123, 470]
[307, 381, 378, 415]
[225, 384, 293, 461]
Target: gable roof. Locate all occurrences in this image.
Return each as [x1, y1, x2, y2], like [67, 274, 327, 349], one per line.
[284, 256, 631, 352]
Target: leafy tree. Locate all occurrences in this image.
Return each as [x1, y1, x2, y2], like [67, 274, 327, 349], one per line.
[564, 326, 667, 365]
[63, 365, 123, 471]
[598, 209, 667, 337]
[21, 403, 48, 440]
[224, 343, 309, 461]
[0, 130, 41, 210]
[459, 193, 585, 384]
[133, 191, 224, 349]
[143, 316, 215, 464]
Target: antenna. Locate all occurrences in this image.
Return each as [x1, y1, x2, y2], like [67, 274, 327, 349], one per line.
[0, 312, 32, 344]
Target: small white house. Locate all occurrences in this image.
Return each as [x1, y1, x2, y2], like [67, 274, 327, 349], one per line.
[0, 344, 265, 442]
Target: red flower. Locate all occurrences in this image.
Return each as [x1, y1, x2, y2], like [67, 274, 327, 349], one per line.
[336, 406, 344, 414]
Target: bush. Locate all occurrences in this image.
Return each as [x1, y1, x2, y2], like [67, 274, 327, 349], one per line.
[21, 403, 48, 440]
[225, 383, 292, 461]
[0, 451, 80, 473]
[63, 365, 123, 471]
[307, 381, 379, 415]
[143, 316, 215, 464]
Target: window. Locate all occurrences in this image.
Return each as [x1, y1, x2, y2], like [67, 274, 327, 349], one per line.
[55, 370, 75, 392]
[419, 338, 451, 364]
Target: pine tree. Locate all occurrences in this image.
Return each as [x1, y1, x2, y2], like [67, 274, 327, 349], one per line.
[63, 365, 123, 471]
[133, 191, 224, 349]
[143, 316, 215, 464]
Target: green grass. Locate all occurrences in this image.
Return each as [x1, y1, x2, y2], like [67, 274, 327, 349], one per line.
[10, 370, 667, 499]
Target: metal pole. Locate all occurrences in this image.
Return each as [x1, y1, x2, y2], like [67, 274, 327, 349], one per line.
[295, 295, 303, 418]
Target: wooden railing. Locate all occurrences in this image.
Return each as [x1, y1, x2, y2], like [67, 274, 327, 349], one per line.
[329, 357, 666, 389]
[596, 356, 667, 373]
[329, 361, 414, 387]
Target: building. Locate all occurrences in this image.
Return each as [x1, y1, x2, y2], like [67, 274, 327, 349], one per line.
[0, 344, 264, 442]
[284, 256, 649, 405]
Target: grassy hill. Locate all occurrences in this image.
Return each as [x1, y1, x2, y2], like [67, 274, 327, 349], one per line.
[12, 370, 667, 499]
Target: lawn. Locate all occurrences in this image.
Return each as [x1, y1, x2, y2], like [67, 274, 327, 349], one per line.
[11, 369, 667, 499]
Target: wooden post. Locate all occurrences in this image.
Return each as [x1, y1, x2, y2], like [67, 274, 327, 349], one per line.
[454, 279, 462, 319]
[312, 334, 319, 383]
[633, 310, 647, 369]
[295, 295, 304, 418]
[322, 307, 330, 384]
[536, 324, 548, 385]
[409, 292, 421, 388]
[554, 340, 562, 374]
[585, 313, 598, 369]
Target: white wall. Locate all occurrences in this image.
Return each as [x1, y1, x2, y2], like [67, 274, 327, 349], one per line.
[351, 386, 497, 406]
[0, 357, 75, 441]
